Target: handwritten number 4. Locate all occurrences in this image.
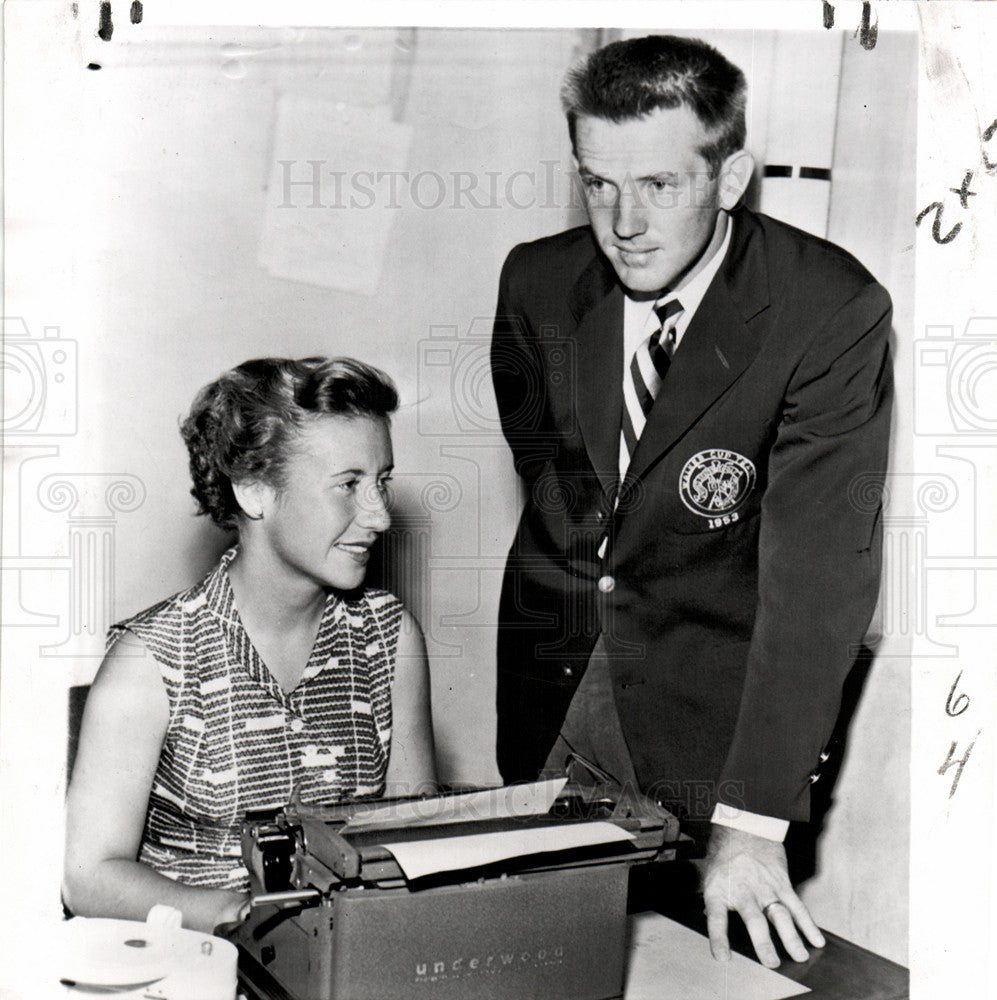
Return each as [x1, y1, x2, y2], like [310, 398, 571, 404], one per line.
[938, 731, 982, 799]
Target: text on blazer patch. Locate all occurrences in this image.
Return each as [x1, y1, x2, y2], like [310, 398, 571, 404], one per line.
[679, 449, 757, 529]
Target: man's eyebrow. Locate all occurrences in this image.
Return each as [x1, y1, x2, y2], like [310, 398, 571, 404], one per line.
[639, 170, 681, 183]
[577, 165, 681, 184]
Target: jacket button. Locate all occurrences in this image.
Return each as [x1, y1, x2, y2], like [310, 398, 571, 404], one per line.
[597, 575, 615, 593]
[596, 511, 605, 522]
[809, 772, 820, 784]
[562, 665, 574, 677]
[819, 751, 830, 763]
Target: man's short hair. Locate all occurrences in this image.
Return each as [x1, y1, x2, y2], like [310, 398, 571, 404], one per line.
[561, 34, 747, 178]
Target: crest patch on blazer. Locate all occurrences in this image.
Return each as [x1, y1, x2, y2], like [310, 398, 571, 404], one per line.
[680, 449, 757, 525]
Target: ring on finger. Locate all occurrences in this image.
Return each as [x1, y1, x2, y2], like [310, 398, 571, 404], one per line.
[762, 901, 785, 919]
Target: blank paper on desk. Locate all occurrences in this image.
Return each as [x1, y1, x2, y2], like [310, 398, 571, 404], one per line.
[625, 913, 809, 1000]
[259, 96, 412, 295]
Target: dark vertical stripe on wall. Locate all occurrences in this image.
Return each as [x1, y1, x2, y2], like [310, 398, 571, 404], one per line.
[390, 28, 418, 124]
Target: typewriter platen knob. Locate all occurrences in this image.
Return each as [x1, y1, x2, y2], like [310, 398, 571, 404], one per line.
[247, 823, 297, 891]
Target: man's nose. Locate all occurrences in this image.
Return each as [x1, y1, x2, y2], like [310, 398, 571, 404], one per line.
[613, 192, 647, 239]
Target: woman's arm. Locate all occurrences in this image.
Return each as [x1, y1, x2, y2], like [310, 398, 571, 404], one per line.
[383, 609, 437, 798]
[63, 632, 249, 933]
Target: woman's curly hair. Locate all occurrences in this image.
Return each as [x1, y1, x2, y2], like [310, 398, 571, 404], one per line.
[180, 357, 398, 529]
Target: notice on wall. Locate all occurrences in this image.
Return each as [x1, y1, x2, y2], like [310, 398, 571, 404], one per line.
[259, 96, 413, 295]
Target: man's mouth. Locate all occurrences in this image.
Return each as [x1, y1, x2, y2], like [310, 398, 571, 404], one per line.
[617, 247, 658, 266]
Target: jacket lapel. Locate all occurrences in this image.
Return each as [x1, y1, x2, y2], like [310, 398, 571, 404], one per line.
[569, 255, 625, 498]
[621, 209, 772, 492]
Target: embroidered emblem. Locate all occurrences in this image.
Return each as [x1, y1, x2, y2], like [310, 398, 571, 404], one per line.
[679, 449, 756, 528]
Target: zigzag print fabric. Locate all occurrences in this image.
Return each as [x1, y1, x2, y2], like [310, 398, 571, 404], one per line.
[109, 547, 401, 890]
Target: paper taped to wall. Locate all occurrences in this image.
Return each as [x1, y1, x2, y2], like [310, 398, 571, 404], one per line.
[259, 95, 413, 295]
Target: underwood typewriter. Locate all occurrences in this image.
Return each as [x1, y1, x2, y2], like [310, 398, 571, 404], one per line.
[232, 778, 684, 1000]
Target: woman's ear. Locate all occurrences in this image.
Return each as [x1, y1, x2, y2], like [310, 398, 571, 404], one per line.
[232, 480, 270, 521]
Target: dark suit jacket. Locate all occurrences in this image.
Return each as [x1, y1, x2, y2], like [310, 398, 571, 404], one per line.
[492, 206, 893, 824]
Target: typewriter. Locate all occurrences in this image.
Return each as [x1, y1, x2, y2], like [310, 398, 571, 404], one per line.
[232, 778, 685, 1000]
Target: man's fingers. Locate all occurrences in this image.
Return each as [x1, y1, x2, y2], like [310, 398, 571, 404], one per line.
[780, 893, 826, 949]
[765, 902, 809, 963]
[701, 827, 826, 968]
[742, 907, 780, 969]
[704, 898, 731, 962]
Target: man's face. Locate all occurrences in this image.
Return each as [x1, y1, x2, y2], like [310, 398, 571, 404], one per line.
[574, 105, 728, 296]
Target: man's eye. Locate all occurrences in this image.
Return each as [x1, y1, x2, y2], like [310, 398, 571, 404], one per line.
[377, 477, 393, 497]
[335, 479, 358, 492]
[583, 176, 605, 191]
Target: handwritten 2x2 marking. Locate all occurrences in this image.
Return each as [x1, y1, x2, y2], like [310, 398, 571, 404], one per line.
[917, 119, 997, 245]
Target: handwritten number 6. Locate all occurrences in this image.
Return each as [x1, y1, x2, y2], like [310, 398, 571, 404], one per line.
[945, 671, 970, 717]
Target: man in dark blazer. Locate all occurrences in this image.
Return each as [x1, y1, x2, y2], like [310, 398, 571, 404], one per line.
[491, 35, 892, 968]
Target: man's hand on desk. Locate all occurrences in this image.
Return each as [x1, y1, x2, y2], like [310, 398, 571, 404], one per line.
[700, 824, 826, 969]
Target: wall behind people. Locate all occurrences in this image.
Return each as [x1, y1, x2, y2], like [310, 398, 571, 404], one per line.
[50, 26, 587, 789]
[805, 28, 917, 965]
[7, 20, 910, 963]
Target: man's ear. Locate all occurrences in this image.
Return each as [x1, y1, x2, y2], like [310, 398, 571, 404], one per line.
[717, 149, 755, 210]
[232, 479, 270, 521]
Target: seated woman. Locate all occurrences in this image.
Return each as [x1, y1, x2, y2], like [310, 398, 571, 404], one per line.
[64, 356, 436, 932]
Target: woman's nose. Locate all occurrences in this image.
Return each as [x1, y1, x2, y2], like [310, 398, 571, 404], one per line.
[356, 482, 391, 532]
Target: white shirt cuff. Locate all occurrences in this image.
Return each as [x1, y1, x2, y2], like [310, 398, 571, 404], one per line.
[711, 803, 789, 842]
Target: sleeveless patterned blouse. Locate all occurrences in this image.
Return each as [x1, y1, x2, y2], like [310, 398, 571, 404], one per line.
[108, 547, 402, 891]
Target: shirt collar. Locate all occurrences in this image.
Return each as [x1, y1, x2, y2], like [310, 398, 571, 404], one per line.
[666, 212, 732, 324]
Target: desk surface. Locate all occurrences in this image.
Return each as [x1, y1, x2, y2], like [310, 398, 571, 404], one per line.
[634, 863, 909, 1000]
[239, 924, 908, 1000]
[762, 929, 908, 1000]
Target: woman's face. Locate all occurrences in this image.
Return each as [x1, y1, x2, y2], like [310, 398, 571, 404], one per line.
[253, 413, 393, 592]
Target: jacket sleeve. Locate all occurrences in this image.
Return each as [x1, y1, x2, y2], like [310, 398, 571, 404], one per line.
[718, 281, 894, 821]
[490, 243, 557, 483]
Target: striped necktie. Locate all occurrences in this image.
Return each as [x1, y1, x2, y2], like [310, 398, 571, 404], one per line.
[620, 297, 683, 472]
